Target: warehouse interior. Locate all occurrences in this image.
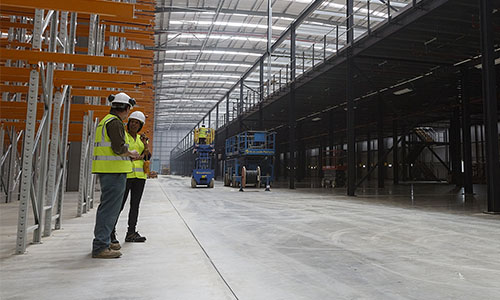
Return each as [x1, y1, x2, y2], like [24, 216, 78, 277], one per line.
[1, 0, 500, 299]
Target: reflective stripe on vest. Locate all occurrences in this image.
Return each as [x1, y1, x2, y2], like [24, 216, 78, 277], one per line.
[92, 114, 133, 173]
[199, 128, 208, 138]
[126, 132, 147, 179]
[95, 142, 129, 147]
[93, 155, 130, 161]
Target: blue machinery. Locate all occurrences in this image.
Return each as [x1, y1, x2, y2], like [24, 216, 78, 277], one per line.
[223, 131, 276, 190]
[191, 127, 216, 188]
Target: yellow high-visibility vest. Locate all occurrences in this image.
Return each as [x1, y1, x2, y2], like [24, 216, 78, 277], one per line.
[126, 132, 147, 179]
[92, 114, 132, 173]
[199, 127, 208, 138]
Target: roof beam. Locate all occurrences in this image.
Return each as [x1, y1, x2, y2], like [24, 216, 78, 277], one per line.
[155, 7, 354, 29]
[150, 46, 263, 55]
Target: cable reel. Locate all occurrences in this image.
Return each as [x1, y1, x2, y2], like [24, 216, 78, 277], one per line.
[241, 166, 261, 188]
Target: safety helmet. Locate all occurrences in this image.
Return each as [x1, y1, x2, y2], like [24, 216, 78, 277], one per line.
[108, 92, 136, 108]
[129, 111, 146, 124]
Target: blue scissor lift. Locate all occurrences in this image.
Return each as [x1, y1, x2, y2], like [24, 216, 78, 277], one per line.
[191, 127, 216, 188]
[223, 131, 276, 191]
[191, 144, 215, 188]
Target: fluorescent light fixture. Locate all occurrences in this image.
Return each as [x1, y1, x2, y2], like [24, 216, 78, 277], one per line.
[393, 88, 413, 95]
[169, 33, 269, 43]
[311, 117, 321, 121]
[164, 49, 262, 57]
[163, 62, 253, 68]
[163, 73, 241, 79]
[169, 20, 287, 31]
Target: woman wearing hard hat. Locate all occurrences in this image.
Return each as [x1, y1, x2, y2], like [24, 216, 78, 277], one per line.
[110, 110, 150, 247]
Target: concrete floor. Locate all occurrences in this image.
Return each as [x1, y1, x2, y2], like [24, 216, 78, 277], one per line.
[1, 176, 500, 300]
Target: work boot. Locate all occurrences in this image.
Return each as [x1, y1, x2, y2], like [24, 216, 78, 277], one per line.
[125, 231, 147, 243]
[92, 248, 122, 259]
[110, 230, 121, 250]
[110, 242, 121, 250]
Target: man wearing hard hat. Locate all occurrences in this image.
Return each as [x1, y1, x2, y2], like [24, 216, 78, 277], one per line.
[110, 110, 150, 248]
[198, 124, 208, 144]
[91, 92, 139, 259]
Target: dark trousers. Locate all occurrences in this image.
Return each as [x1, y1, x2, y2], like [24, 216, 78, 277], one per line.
[117, 178, 146, 234]
[122, 178, 146, 233]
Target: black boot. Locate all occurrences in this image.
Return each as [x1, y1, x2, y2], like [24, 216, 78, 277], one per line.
[125, 231, 146, 242]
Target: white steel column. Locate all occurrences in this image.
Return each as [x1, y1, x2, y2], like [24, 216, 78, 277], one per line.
[55, 12, 77, 230]
[34, 10, 59, 243]
[77, 114, 89, 217]
[16, 8, 44, 254]
[86, 114, 97, 210]
[44, 91, 63, 237]
[16, 68, 40, 254]
[7, 127, 18, 203]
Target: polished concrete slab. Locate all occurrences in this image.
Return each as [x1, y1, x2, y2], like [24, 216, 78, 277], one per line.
[1, 176, 499, 300]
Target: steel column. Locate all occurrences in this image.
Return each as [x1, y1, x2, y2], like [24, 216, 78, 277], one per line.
[16, 68, 39, 254]
[319, 139, 324, 179]
[393, 119, 399, 184]
[377, 96, 385, 188]
[56, 88, 71, 230]
[346, 0, 355, 196]
[216, 103, 219, 129]
[450, 109, 462, 186]
[401, 128, 407, 181]
[16, 8, 44, 254]
[267, 0, 272, 94]
[461, 70, 473, 194]
[346, 58, 355, 195]
[239, 80, 244, 116]
[479, 0, 500, 212]
[259, 58, 264, 129]
[86, 114, 97, 210]
[474, 125, 480, 165]
[34, 10, 59, 243]
[77, 114, 89, 217]
[328, 111, 334, 150]
[239, 80, 244, 131]
[347, 0, 354, 45]
[367, 132, 371, 180]
[288, 25, 297, 189]
[7, 127, 18, 203]
[44, 91, 63, 236]
[225, 93, 230, 125]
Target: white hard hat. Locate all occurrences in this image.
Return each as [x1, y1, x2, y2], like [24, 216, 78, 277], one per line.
[108, 92, 136, 108]
[129, 111, 146, 124]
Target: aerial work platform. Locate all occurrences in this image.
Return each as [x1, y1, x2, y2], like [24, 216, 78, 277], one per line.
[191, 127, 215, 188]
[223, 131, 276, 190]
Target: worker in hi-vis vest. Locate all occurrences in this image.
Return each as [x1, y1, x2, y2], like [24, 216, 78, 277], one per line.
[91, 92, 139, 259]
[198, 124, 208, 144]
[111, 111, 151, 245]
